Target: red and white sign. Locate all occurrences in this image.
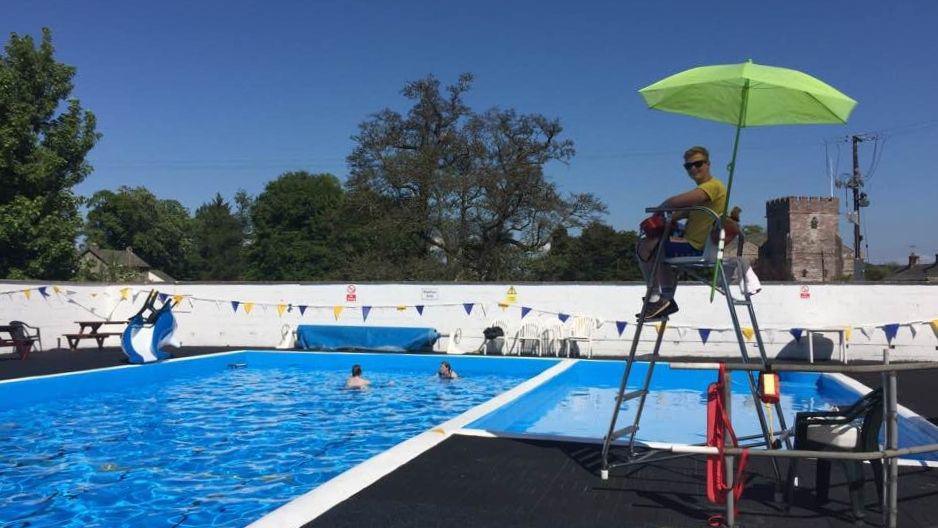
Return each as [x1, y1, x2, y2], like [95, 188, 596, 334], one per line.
[346, 284, 357, 303]
[799, 286, 810, 300]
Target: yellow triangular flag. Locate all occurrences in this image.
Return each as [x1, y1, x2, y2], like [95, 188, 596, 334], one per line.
[742, 327, 754, 341]
[930, 319, 938, 338]
[277, 303, 287, 317]
[653, 322, 663, 334]
[119, 287, 130, 300]
[333, 306, 344, 320]
[53, 286, 62, 294]
[244, 302, 254, 314]
[844, 326, 852, 342]
[172, 294, 184, 305]
[23, 289, 31, 300]
[396, 305, 407, 311]
[498, 302, 509, 311]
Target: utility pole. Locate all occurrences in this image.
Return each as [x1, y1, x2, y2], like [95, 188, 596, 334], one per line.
[851, 135, 863, 280]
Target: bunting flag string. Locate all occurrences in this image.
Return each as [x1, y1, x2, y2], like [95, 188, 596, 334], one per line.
[6, 283, 938, 348]
[883, 323, 900, 344]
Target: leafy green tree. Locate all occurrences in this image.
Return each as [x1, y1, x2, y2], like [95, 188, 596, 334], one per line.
[84, 186, 194, 279]
[191, 193, 244, 280]
[743, 224, 764, 237]
[347, 74, 605, 281]
[529, 222, 641, 281]
[0, 28, 100, 279]
[246, 171, 346, 280]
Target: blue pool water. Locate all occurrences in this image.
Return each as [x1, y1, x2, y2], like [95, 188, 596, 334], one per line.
[470, 361, 938, 461]
[0, 352, 553, 527]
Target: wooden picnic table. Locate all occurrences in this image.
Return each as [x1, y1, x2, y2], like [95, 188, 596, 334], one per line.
[0, 325, 35, 360]
[64, 320, 127, 351]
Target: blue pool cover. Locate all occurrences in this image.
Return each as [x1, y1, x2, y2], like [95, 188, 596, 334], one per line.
[296, 324, 440, 352]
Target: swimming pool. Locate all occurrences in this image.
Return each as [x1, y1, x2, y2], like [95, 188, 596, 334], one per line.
[0, 352, 556, 527]
[468, 360, 938, 462]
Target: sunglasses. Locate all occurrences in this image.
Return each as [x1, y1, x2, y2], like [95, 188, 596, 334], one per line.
[683, 159, 708, 171]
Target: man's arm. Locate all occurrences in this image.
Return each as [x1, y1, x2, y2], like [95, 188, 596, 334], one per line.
[659, 188, 710, 219]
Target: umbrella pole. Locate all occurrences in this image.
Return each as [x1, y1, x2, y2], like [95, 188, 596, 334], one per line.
[710, 81, 750, 302]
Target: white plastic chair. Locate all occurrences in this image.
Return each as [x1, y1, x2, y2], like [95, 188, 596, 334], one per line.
[563, 316, 602, 358]
[540, 322, 565, 357]
[487, 318, 512, 355]
[513, 321, 543, 356]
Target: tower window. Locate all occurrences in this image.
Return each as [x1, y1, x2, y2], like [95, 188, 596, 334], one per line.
[810, 217, 818, 229]
[802, 269, 808, 278]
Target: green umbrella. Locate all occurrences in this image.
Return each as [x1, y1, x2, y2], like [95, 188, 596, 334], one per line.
[638, 60, 857, 298]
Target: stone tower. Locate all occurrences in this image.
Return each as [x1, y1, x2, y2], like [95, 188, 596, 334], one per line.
[759, 196, 852, 282]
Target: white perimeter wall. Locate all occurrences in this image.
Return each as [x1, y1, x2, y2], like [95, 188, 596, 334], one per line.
[1, 281, 936, 362]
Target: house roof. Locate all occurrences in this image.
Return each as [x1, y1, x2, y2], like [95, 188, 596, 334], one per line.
[81, 246, 151, 269]
[887, 255, 938, 282]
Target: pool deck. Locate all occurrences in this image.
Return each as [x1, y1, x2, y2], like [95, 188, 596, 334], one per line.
[3, 347, 938, 526]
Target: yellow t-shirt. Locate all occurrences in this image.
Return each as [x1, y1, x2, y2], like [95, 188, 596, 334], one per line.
[684, 177, 727, 250]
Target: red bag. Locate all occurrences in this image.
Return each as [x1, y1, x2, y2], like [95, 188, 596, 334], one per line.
[640, 213, 666, 238]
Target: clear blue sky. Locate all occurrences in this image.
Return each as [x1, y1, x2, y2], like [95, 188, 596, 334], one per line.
[5, 0, 937, 263]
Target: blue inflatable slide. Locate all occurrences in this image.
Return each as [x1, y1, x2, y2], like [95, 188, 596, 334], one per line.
[121, 290, 179, 364]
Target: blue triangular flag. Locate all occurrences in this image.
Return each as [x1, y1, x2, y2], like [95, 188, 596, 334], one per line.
[158, 293, 169, 304]
[231, 301, 240, 312]
[790, 328, 803, 343]
[558, 313, 569, 323]
[883, 323, 900, 344]
[463, 303, 474, 315]
[521, 306, 532, 319]
[298, 305, 307, 316]
[698, 328, 711, 345]
[416, 305, 424, 316]
[38, 286, 50, 298]
[616, 321, 627, 337]
[362, 306, 372, 321]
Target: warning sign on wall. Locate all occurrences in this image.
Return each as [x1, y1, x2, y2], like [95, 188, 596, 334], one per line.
[346, 284, 357, 303]
[506, 286, 518, 304]
[799, 286, 810, 300]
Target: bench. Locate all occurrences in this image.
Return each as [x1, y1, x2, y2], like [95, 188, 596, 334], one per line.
[0, 324, 39, 360]
[0, 338, 33, 359]
[63, 332, 124, 351]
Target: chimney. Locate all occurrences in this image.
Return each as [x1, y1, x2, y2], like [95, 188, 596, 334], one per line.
[908, 252, 919, 267]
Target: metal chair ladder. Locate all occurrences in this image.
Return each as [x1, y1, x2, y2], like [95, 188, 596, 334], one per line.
[600, 206, 791, 483]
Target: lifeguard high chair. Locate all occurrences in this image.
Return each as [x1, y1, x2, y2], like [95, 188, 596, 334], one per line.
[600, 206, 790, 484]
